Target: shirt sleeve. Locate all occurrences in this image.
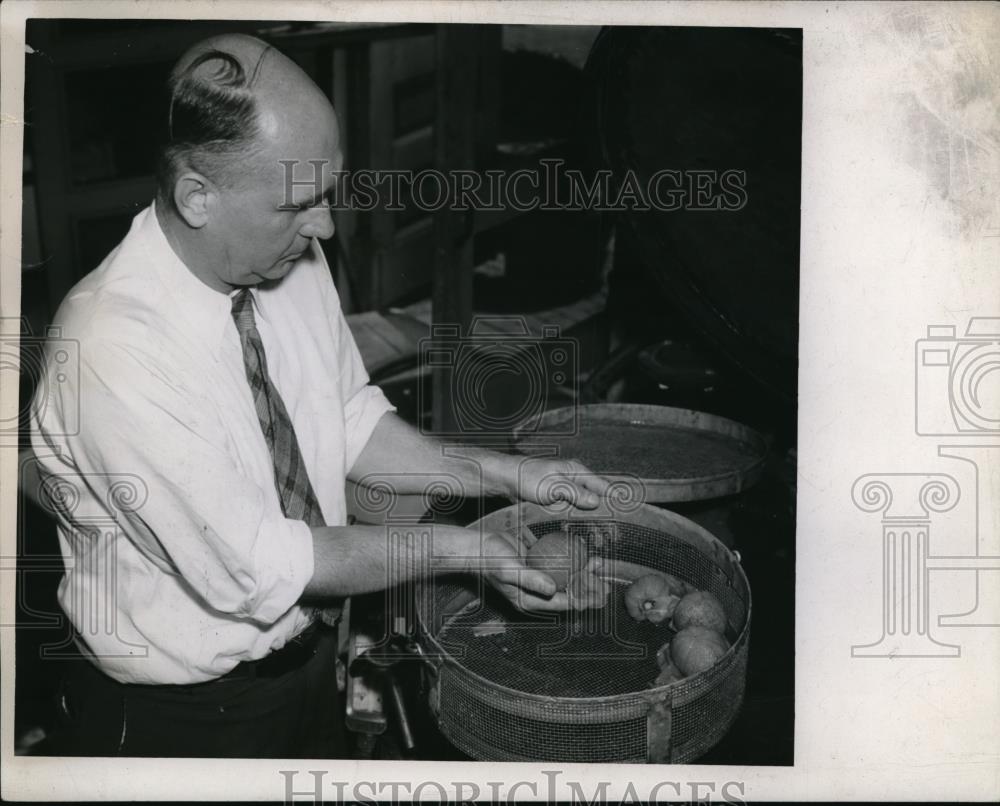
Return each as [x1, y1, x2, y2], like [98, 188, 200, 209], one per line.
[55, 331, 315, 626]
[315, 247, 396, 473]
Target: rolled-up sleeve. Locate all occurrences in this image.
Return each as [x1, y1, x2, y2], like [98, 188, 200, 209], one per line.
[342, 383, 395, 473]
[70, 335, 314, 625]
[245, 515, 314, 622]
[322, 276, 396, 473]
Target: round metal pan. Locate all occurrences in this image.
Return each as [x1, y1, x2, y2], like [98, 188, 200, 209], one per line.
[512, 403, 768, 503]
[415, 501, 752, 763]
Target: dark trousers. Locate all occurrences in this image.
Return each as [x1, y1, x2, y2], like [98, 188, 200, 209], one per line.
[49, 629, 346, 758]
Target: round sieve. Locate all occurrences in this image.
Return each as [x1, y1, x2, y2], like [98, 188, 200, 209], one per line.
[414, 501, 751, 763]
[512, 403, 768, 503]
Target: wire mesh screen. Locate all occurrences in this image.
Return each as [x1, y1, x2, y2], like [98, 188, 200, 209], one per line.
[415, 503, 751, 763]
[512, 404, 768, 502]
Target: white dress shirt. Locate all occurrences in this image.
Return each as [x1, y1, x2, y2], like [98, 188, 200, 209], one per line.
[29, 204, 394, 684]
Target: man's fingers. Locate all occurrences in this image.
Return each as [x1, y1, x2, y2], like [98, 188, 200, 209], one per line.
[549, 479, 600, 509]
[571, 486, 601, 509]
[506, 524, 537, 552]
[543, 462, 613, 509]
[497, 568, 609, 613]
[503, 586, 571, 612]
[567, 567, 610, 610]
[523, 568, 558, 597]
[575, 465, 612, 495]
[524, 590, 571, 612]
[573, 469, 615, 509]
[497, 566, 557, 598]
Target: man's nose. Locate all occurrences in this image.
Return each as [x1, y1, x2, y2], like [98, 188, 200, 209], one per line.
[300, 207, 335, 240]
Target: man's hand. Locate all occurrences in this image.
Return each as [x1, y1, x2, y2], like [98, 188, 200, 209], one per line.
[566, 557, 611, 611]
[476, 531, 573, 612]
[508, 457, 612, 509]
[472, 531, 611, 613]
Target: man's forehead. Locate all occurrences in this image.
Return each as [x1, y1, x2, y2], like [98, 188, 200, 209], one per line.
[275, 150, 345, 207]
[280, 152, 344, 182]
[192, 38, 342, 196]
[256, 110, 343, 186]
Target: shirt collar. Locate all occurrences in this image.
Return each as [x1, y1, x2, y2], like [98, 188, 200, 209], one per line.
[137, 202, 255, 351]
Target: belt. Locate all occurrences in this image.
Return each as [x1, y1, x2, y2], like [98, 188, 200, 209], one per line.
[71, 621, 328, 688]
[214, 621, 323, 683]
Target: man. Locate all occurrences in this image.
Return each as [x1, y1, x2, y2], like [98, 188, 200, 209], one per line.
[29, 34, 609, 758]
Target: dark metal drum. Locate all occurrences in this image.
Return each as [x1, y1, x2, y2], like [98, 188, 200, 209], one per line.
[585, 26, 802, 401]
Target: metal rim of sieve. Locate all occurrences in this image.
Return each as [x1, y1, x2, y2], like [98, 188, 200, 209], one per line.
[511, 403, 769, 502]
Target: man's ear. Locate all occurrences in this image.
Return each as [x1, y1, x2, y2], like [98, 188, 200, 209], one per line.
[172, 171, 214, 228]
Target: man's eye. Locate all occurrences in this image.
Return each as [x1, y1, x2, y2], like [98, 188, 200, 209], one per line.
[295, 194, 333, 211]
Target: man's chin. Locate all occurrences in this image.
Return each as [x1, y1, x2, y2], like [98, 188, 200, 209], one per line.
[264, 257, 300, 278]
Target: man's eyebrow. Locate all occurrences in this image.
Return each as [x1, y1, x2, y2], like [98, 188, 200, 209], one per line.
[300, 186, 329, 207]
[287, 183, 335, 210]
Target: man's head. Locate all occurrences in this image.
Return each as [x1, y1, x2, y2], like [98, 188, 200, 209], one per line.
[157, 34, 341, 291]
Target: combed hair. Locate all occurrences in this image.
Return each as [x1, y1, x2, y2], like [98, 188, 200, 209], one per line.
[156, 47, 270, 202]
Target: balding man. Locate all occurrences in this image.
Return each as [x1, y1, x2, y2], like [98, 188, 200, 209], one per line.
[29, 34, 608, 758]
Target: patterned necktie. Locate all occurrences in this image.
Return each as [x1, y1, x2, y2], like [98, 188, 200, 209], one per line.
[231, 289, 342, 628]
[231, 289, 326, 526]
